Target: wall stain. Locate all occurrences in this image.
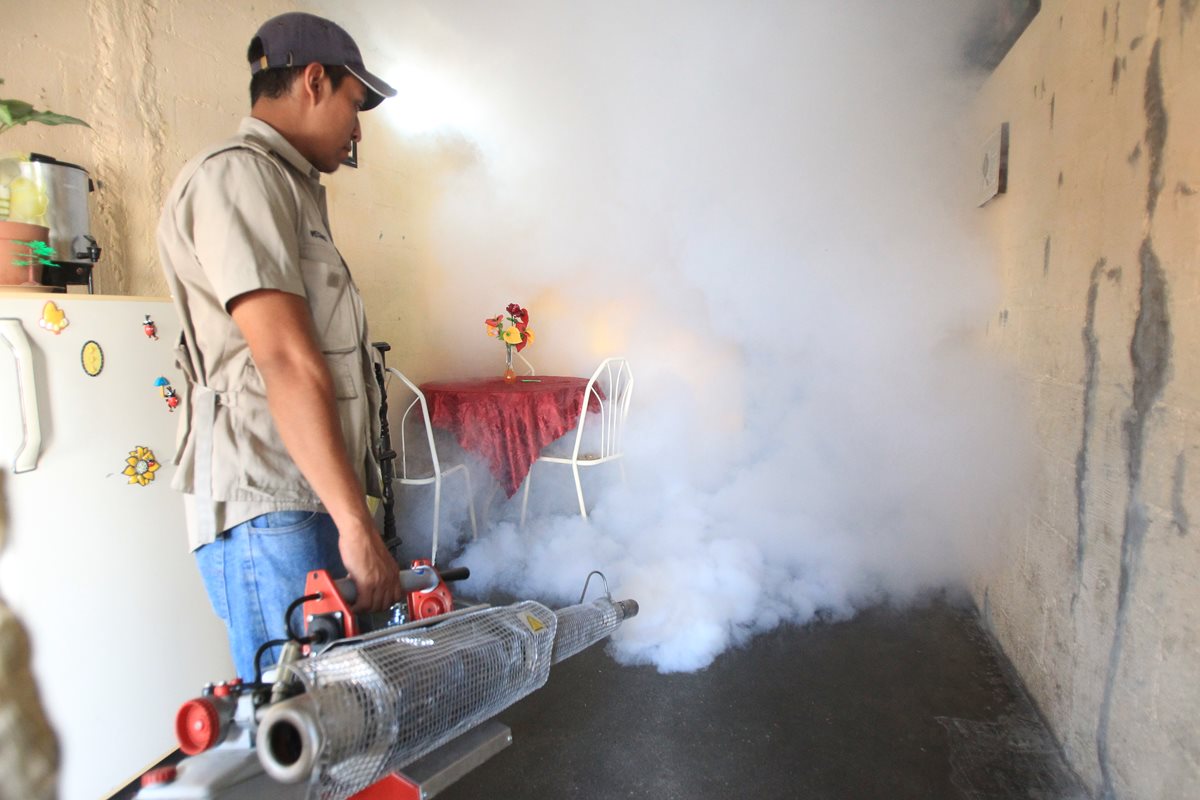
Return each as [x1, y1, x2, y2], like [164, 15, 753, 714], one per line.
[1058, 171, 1065, 188]
[1050, 93, 1056, 130]
[1097, 239, 1172, 800]
[1144, 40, 1167, 216]
[1130, 35, 1143, 50]
[1073, 259, 1109, 612]
[1172, 453, 1190, 536]
[1043, 237, 1052, 276]
[1102, 6, 1108, 36]
[1185, 0, 1199, 20]
[1111, 57, 1121, 92]
[1114, 2, 1121, 42]
[1128, 142, 1142, 165]
[1177, 182, 1197, 196]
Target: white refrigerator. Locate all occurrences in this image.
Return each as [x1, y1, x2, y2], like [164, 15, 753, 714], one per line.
[0, 292, 233, 800]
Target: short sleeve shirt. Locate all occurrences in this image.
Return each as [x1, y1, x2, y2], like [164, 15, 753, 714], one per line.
[158, 117, 382, 550]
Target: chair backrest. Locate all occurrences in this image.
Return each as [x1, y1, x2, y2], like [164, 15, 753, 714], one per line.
[515, 350, 536, 376]
[385, 367, 445, 480]
[571, 357, 634, 461]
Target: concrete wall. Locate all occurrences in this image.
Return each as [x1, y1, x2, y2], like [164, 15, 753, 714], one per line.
[972, 1, 1199, 796]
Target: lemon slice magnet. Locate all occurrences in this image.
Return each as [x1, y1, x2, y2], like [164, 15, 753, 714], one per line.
[81, 340, 104, 376]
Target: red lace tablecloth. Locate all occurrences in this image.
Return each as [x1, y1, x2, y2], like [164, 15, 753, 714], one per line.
[420, 376, 597, 497]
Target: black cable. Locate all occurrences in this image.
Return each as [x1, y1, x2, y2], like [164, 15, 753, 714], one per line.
[285, 593, 323, 641]
[253, 638, 295, 685]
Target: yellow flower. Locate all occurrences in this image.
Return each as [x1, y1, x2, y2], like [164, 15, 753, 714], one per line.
[122, 446, 160, 486]
[523, 328, 535, 344]
[502, 326, 523, 345]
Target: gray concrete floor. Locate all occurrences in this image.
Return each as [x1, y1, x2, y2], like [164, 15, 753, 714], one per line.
[440, 595, 1086, 800]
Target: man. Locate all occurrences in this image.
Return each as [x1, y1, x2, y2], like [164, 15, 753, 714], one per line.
[158, 12, 403, 679]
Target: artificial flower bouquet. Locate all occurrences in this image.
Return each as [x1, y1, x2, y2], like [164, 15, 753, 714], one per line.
[484, 302, 535, 380]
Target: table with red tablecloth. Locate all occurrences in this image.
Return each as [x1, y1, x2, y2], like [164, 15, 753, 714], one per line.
[419, 376, 599, 497]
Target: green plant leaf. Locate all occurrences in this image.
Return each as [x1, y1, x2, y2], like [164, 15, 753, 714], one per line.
[1, 99, 33, 120]
[24, 110, 89, 128]
[0, 83, 89, 132]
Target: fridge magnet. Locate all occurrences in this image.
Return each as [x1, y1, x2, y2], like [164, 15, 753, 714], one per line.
[81, 340, 104, 376]
[122, 445, 160, 486]
[38, 301, 69, 335]
[142, 315, 158, 340]
[154, 376, 180, 412]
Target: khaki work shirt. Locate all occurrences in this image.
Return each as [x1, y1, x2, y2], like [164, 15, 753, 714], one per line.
[157, 117, 382, 550]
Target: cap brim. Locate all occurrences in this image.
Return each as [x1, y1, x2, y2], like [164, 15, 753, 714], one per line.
[345, 65, 396, 111]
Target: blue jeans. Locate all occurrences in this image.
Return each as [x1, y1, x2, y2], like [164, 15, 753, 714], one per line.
[194, 511, 345, 680]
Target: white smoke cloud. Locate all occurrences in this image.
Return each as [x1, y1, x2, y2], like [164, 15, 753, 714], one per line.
[333, 0, 1032, 672]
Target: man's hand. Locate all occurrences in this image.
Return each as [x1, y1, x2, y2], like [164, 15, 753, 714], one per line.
[338, 516, 404, 612]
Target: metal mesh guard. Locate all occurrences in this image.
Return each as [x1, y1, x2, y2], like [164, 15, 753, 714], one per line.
[552, 598, 623, 664]
[289, 601, 558, 799]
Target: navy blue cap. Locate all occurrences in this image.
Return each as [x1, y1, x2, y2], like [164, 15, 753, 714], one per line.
[248, 12, 396, 110]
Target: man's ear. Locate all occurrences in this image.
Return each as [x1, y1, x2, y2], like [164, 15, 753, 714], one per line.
[300, 63, 327, 104]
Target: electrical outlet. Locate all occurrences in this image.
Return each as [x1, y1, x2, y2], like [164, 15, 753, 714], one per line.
[979, 122, 1009, 207]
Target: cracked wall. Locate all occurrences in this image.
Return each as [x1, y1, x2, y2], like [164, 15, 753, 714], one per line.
[974, 1, 1200, 797]
[0, 0, 314, 296]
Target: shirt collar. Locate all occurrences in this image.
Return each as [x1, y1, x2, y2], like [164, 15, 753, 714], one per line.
[237, 117, 321, 181]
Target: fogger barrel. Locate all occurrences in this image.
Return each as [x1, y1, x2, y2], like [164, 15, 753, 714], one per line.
[256, 596, 638, 798]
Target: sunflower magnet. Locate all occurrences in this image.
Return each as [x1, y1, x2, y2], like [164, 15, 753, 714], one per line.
[122, 446, 160, 486]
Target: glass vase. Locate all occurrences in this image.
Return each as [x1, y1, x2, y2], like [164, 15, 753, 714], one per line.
[503, 346, 516, 383]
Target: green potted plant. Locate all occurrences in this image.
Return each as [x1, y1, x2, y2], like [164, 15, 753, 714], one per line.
[0, 78, 89, 287]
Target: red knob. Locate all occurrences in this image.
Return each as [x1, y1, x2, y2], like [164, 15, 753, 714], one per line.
[175, 698, 221, 754]
[140, 765, 177, 786]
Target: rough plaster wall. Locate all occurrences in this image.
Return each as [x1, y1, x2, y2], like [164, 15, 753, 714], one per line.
[1, 0, 296, 295]
[973, 1, 1200, 797]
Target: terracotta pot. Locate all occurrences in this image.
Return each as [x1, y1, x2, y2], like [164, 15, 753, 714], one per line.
[0, 220, 50, 287]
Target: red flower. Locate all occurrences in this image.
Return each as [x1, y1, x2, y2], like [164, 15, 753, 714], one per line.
[506, 303, 528, 329]
[516, 328, 535, 352]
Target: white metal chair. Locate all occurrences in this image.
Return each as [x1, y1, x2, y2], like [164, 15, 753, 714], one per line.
[386, 367, 477, 564]
[515, 350, 535, 375]
[520, 358, 633, 525]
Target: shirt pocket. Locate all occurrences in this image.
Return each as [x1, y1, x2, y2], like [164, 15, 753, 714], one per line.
[299, 241, 358, 353]
[326, 350, 360, 401]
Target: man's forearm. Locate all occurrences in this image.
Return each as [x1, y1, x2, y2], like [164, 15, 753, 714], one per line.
[256, 352, 371, 527]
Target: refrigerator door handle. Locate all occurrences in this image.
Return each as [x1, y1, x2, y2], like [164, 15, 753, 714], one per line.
[0, 318, 42, 473]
